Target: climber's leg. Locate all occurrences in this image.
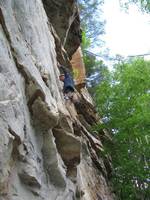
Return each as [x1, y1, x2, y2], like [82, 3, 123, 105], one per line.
[64, 87, 80, 104]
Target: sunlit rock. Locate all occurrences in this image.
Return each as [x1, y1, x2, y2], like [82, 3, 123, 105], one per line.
[0, 0, 114, 199]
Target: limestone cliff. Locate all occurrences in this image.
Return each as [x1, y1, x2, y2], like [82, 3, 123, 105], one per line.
[0, 0, 114, 200]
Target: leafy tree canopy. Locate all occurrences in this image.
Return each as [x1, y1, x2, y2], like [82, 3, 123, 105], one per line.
[120, 0, 150, 12]
[81, 30, 105, 87]
[78, 0, 106, 86]
[94, 58, 150, 199]
[78, 0, 105, 45]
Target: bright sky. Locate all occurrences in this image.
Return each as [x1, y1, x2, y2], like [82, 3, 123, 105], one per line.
[103, 0, 150, 57]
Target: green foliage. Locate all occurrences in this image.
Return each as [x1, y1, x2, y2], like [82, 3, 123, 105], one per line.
[94, 65, 112, 115]
[81, 30, 105, 77]
[78, 0, 105, 45]
[81, 30, 96, 76]
[81, 30, 91, 50]
[120, 0, 150, 12]
[83, 53, 104, 76]
[79, 1, 105, 80]
[94, 58, 150, 199]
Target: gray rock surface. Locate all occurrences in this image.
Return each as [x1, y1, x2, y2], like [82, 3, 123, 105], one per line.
[42, 0, 81, 58]
[0, 0, 114, 199]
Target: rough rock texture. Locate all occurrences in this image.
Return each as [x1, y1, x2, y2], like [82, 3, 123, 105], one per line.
[0, 0, 114, 200]
[42, 0, 82, 59]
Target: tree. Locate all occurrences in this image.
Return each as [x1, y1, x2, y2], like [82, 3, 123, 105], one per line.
[120, 0, 150, 12]
[81, 30, 106, 87]
[78, 0, 105, 45]
[94, 58, 150, 199]
[78, 0, 106, 88]
[83, 52, 104, 77]
[93, 64, 111, 115]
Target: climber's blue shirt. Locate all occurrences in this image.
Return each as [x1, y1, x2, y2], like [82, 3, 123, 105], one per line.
[63, 71, 75, 93]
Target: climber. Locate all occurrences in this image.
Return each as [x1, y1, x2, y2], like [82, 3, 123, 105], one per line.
[59, 65, 79, 103]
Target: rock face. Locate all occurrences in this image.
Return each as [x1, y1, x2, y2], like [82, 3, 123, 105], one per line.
[42, 0, 82, 58]
[0, 0, 114, 200]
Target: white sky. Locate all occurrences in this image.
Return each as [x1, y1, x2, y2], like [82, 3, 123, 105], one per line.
[102, 0, 150, 57]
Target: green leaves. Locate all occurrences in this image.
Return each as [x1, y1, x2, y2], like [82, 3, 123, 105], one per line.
[120, 0, 150, 12]
[94, 58, 150, 199]
[78, 0, 105, 45]
[81, 30, 91, 50]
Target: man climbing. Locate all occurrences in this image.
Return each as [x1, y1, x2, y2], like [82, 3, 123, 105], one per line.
[59, 65, 79, 103]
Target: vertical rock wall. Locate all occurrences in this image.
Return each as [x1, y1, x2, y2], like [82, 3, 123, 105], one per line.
[0, 0, 114, 199]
